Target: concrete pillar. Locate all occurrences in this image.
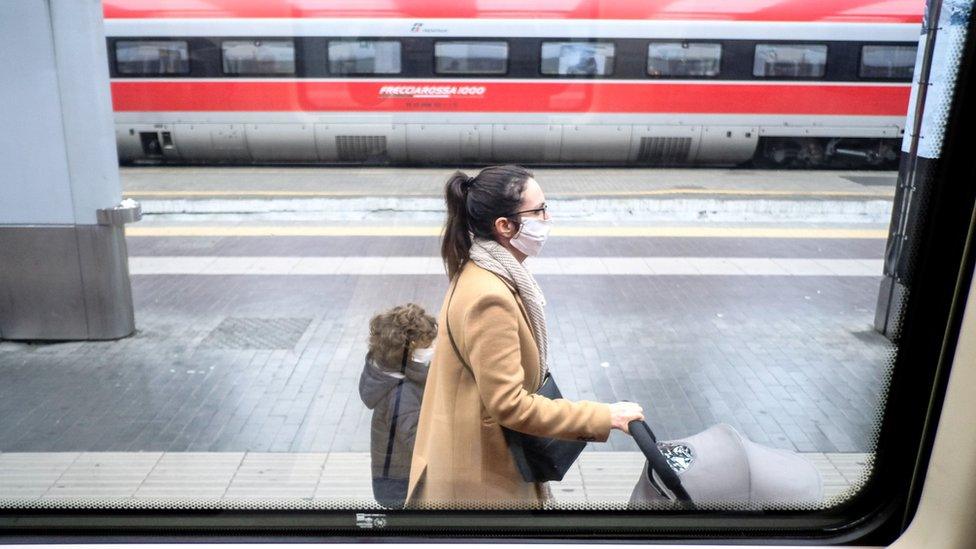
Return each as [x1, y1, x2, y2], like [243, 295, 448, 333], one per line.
[0, 0, 139, 340]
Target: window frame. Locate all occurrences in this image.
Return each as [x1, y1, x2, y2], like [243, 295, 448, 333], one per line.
[27, 26, 976, 545]
[113, 39, 192, 77]
[858, 42, 918, 81]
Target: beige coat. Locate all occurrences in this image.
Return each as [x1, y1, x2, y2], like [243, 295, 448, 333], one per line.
[405, 261, 612, 509]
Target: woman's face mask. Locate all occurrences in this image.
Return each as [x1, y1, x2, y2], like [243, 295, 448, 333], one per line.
[510, 217, 552, 257]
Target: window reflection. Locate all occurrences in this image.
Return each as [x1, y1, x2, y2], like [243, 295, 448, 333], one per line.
[435, 41, 508, 74]
[860, 44, 917, 79]
[648, 42, 722, 77]
[222, 40, 295, 75]
[753, 44, 827, 78]
[541, 42, 615, 76]
[115, 40, 189, 75]
[328, 40, 402, 74]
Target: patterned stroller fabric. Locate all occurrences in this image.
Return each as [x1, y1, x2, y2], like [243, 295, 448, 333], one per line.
[629, 423, 823, 508]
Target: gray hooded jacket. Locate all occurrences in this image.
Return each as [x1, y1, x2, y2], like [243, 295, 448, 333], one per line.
[358, 353, 429, 483]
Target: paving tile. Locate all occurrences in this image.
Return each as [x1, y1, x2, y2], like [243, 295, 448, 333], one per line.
[129, 257, 215, 275]
[598, 257, 653, 275]
[0, 450, 869, 508]
[247, 257, 301, 275]
[203, 256, 260, 274]
[290, 257, 345, 275]
[727, 258, 790, 275]
[644, 257, 699, 275]
[557, 257, 610, 275]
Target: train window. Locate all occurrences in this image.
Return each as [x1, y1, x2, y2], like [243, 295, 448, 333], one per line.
[434, 41, 508, 75]
[753, 44, 827, 77]
[647, 42, 722, 77]
[114, 40, 189, 75]
[328, 40, 402, 74]
[540, 41, 615, 76]
[221, 40, 295, 75]
[860, 44, 917, 80]
[18, 0, 976, 545]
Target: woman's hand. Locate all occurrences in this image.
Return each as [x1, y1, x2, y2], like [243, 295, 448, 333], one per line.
[608, 402, 645, 434]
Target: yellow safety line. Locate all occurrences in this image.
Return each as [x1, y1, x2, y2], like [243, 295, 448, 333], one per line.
[126, 190, 430, 197]
[126, 226, 887, 239]
[555, 189, 893, 198]
[124, 189, 894, 199]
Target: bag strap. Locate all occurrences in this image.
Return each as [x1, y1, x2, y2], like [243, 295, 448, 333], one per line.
[381, 345, 409, 478]
[445, 275, 471, 374]
[445, 271, 544, 392]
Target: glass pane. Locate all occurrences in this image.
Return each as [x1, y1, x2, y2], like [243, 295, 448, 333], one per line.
[222, 39, 295, 75]
[860, 45, 917, 79]
[541, 42, 615, 76]
[328, 40, 401, 74]
[12, 0, 972, 537]
[115, 40, 189, 75]
[435, 41, 508, 74]
[753, 44, 827, 77]
[648, 42, 722, 76]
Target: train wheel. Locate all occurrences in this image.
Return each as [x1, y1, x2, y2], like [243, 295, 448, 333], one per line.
[754, 138, 825, 169]
[796, 139, 826, 168]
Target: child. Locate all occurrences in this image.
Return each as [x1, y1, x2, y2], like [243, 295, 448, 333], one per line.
[358, 303, 437, 509]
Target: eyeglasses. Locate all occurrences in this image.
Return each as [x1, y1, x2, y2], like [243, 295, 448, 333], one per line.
[511, 203, 548, 217]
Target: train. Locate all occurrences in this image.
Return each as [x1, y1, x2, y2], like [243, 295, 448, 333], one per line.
[104, 0, 923, 168]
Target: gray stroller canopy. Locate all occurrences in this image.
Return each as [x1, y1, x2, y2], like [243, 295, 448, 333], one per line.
[629, 422, 824, 508]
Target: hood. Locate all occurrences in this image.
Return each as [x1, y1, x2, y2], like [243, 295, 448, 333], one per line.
[358, 355, 430, 410]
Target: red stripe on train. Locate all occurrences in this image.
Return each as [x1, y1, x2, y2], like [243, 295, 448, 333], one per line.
[103, 0, 922, 23]
[111, 81, 910, 116]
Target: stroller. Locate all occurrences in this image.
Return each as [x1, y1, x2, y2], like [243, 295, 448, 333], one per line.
[627, 420, 823, 509]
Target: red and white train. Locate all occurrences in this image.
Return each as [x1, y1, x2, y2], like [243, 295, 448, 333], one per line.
[104, 0, 923, 168]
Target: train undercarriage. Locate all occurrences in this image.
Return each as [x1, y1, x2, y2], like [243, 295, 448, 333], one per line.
[752, 137, 901, 169]
[122, 124, 902, 170]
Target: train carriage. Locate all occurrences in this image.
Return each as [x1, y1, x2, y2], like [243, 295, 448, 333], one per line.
[105, 0, 923, 168]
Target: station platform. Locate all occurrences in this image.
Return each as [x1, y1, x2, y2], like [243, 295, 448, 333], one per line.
[0, 166, 895, 507]
[0, 450, 866, 508]
[0, 226, 890, 455]
[120, 167, 898, 226]
[122, 167, 896, 201]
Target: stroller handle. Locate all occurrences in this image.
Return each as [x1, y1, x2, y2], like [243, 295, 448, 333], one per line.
[628, 419, 693, 504]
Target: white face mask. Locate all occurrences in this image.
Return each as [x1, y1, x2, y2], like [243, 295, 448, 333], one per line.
[510, 217, 552, 257]
[411, 346, 435, 364]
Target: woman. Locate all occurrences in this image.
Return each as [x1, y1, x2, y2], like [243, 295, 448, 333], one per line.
[405, 165, 645, 509]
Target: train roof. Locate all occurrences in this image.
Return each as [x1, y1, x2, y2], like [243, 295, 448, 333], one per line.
[103, 0, 923, 24]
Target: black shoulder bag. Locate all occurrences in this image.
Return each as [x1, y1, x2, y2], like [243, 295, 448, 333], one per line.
[445, 275, 586, 483]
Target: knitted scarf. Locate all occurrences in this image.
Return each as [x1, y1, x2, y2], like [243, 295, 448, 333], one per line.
[468, 235, 549, 383]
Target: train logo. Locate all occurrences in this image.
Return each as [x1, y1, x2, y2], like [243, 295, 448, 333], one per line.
[379, 85, 487, 99]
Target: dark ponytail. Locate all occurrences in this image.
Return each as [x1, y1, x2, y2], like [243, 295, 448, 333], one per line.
[440, 165, 533, 279]
[442, 171, 472, 281]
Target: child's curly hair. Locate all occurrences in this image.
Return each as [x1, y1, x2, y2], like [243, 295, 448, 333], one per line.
[368, 303, 438, 370]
